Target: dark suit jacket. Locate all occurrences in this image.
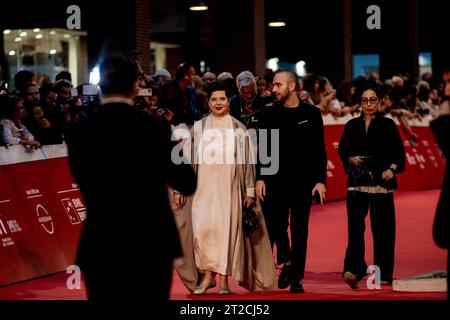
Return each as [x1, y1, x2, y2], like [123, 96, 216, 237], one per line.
[430, 115, 449, 249]
[257, 101, 327, 192]
[66, 102, 196, 298]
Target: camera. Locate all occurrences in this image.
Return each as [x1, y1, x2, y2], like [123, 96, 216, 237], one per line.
[137, 88, 152, 97]
[66, 84, 100, 115]
[134, 87, 153, 112]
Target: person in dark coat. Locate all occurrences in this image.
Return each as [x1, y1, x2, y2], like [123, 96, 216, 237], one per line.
[256, 70, 327, 293]
[160, 63, 198, 126]
[338, 85, 405, 289]
[66, 54, 197, 302]
[430, 84, 450, 299]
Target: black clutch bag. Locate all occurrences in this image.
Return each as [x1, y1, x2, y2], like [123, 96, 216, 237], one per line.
[242, 207, 260, 236]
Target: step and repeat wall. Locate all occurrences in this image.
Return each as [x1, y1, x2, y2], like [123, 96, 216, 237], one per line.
[0, 116, 446, 287]
[0, 145, 86, 287]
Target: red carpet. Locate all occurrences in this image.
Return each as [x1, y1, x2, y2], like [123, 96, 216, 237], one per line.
[0, 190, 446, 300]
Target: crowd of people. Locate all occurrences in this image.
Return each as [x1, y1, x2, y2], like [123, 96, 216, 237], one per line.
[1, 54, 448, 301]
[2, 59, 447, 148]
[0, 70, 98, 149]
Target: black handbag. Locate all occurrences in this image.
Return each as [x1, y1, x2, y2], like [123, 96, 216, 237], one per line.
[242, 207, 260, 236]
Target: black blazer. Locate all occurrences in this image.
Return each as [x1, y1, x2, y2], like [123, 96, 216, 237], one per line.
[257, 101, 327, 190]
[430, 115, 449, 249]
[66, 102, 196, 285]
[338, 113, 406, 190]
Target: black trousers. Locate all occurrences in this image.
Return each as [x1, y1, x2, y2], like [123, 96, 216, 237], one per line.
[82, 256, 173, 302]
[344, 191, 396, 282]
[262, 185, 312, 282]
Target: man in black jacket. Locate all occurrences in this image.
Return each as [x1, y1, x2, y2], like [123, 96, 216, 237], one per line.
[66, 54, 197, 302]
[256, 70, 327, 293]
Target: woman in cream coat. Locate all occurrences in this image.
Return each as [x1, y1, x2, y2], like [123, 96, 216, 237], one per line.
[171, 81, 276, 295]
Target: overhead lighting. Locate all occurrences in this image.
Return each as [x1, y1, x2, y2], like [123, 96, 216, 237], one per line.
[296, 61, 306, 77]
[49, 49, 57, 55]
[33, 28, 41, 33]
[49, 30, 56, 35]
[3, 29, 11, 34]
[63, 34, 71, 39]
[268, 21, 286, 27]
[267, 57, 279, 72]
[189, 1, 208, 11]
[190, 5, 208, 11]
[36, 34, 43, 39]
[14, 37, 22, 42]
[9, 50, 16, 56]
[89, 66, 100, 85]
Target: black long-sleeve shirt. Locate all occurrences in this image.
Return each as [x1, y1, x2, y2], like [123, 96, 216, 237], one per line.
[338, 113, 406, 190]
[257, 101, 327, 190]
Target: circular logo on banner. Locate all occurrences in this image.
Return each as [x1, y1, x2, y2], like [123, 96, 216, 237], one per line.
[36, 204, 54, 235]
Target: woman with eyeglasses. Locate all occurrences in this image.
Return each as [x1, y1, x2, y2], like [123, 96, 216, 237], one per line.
[338, 85, 406, 289]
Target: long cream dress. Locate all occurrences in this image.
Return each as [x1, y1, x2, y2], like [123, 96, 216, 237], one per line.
[173, 114, 277, 292]
[191, 114, 248, 275]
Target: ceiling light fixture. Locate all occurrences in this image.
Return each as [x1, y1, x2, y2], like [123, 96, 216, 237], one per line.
[189, 1, 208, 11]
[268, 19, 286, 27]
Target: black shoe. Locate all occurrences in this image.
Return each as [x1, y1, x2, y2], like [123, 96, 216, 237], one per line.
[278, 264, 291, 289]
[290, 281, 304, 293]
[343, 271, 360, 289]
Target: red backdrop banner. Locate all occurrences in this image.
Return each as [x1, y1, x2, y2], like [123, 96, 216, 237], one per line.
[0, 146, 85, 287]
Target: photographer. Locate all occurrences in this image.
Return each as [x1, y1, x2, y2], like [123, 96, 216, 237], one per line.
[134, 86, 174, 125]
[53, 80, 73, 110]
[134, 86, 152, 114]
[338, 85, 405, 289]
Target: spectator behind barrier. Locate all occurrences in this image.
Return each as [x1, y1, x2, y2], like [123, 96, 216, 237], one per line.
[201, 71, 216, 87]
[0, 95, 41, 149]
[55, 71, 72, 83]
[13, 70, 34, 94]
[160, 62, 198, 126]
